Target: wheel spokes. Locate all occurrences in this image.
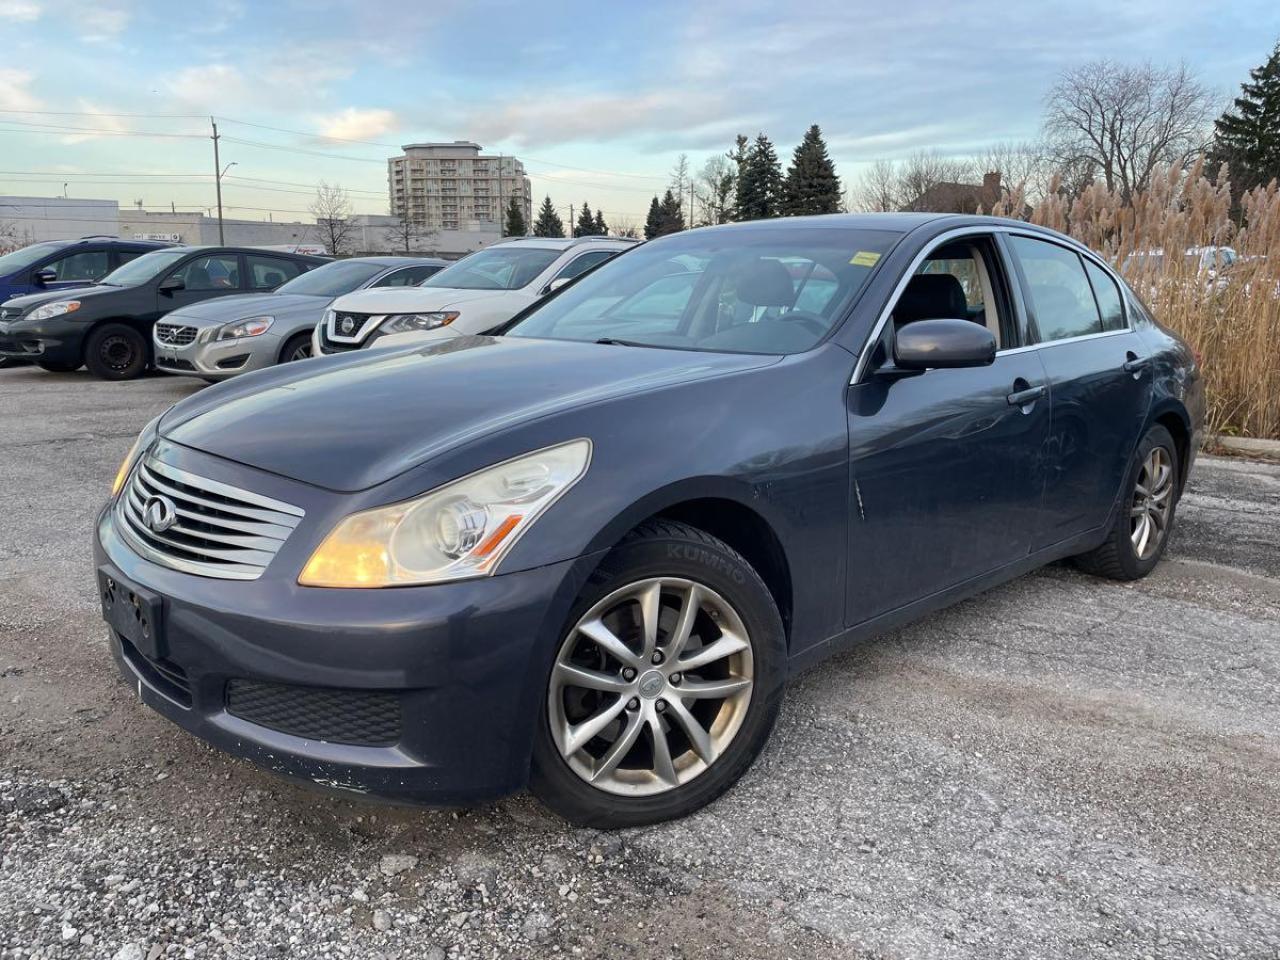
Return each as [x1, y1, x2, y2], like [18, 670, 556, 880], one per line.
[637, 581, 662, 661]
[561, 696, 627, 758]
[591, 708, 645, 782]
[666, 583, 702, 660]
[677, 676, 752, 699]
[577, 617, 641, 668]
[664, 698, 715, 763]
[554, 661, 630, 693]
[647, 713, 679, 785]
[677, 630, 749, 672]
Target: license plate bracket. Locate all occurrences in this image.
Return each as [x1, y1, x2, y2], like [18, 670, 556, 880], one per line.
[98, 566, 166, 660]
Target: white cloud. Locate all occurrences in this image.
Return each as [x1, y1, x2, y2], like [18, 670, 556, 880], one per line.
[0, 0, 41, 21]
[65, 0, 130, 42]
[166, 63, 252, 110]
[314, 107, 398, 142]
[58, 101, 130, 144]
[0, 68, 42, 111]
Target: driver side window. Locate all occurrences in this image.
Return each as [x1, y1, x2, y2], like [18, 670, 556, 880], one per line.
[892, 237, 1009, 349]
[169, 255, 240, 291]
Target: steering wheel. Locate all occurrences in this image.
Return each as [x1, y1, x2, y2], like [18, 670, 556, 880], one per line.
[776, 310, 828, 336]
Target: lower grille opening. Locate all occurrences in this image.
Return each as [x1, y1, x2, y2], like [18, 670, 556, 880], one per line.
[216, 354, 250, 369]
[156, 357, 196, 371]
[225, 679, 401, 746]
[118, 634, 192, 706]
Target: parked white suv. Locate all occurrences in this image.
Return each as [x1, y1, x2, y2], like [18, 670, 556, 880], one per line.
[313, 236, 639, 355]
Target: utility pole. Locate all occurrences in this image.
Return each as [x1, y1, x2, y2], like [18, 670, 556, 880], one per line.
[497, 153, 504, 236]
[211, 117, 225, 245]
[569, 203, 574, 239]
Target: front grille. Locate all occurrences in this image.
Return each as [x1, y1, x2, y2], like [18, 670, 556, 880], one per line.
[155, 322, 198, 346]
[115, 454, 304, 581]
[118, 634, 192, 706]
[0, 306, 22, 322]
[332, 312, 373, 338]
[156, 356, 196, 371]
[225, 679, 402, 746]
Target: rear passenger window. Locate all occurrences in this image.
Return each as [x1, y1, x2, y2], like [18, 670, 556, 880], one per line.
[1009, 236, 1103, 342]
[1083, 259, 1126, 332]
[553, 250, 615, 283]
[372, 264, 443, 287]
[247, 255, 303, 290]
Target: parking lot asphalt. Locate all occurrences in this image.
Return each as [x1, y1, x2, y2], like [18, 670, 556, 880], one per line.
[1, 365, 1278, 960]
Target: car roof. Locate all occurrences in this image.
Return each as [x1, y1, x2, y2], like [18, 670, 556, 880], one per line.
[347, 255, 450, 266]
[162, 246, 327, 261]
[489, 236, 641, 251]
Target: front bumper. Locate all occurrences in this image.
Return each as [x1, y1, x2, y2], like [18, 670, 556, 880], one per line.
[154, 326, 284, 380]
[0, 317, 83, 364]
[95, 494, 597, 805]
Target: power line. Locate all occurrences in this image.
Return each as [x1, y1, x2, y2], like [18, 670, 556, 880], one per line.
[0, 119, 205, 139]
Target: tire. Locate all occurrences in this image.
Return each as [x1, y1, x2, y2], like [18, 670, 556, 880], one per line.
[278, 332, 313, 365]
[84, 323, 148, 381]
[530, 520, 786, 828]
[36, 359, 80, 373]
[1074, 424, 1179, 581]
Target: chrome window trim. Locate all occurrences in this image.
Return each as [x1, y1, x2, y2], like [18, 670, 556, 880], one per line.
[851, 225, 1131, 384]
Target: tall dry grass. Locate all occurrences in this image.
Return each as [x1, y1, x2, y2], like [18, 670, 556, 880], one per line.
[992, 161, 1280, 440]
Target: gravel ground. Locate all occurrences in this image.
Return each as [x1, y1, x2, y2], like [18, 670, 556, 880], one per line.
[1, 365, 1278, 960]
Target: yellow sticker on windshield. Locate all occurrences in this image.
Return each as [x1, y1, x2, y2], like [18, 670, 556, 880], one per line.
[850, 251, 881, 267]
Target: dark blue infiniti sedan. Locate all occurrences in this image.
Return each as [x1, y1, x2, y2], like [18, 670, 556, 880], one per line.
[94, 214, 1203, 826]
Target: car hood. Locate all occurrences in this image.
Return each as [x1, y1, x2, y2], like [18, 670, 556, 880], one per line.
[164, 293, 329, 326]
[2, 284, 120, 312]
[331, 286, 508, 315]
[160, 335, 776, 492]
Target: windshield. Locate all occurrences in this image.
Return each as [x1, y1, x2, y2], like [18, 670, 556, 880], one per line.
[276, 259, 385, 297]
[98, 248, 190, 286]
[0, 242, 64, 275]
[506, 227, 899, 354]
[422, 246, 561, 290]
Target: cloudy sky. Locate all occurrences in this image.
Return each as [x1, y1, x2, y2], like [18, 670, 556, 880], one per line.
[0, 0, 1275, 228]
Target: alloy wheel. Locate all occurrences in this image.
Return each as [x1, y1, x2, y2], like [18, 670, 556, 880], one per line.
[548, 577, 754, 796]
[1130, 446, 1173, 560]
[286, 343, 312, 362]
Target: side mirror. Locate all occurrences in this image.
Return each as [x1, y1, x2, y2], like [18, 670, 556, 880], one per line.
[33, 269, 57, 285]
[158, 276, 185, 293]
[542, 276, 572, 295]
[893, 318, 996, 370]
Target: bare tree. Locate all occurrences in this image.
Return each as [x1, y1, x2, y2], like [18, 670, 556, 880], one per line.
[854, 159, 902, 212]
[309, 181, 355, 256]
[1043, 60, 1214, 202]
[383, 215, 437, 254]
[669, 153, 692, 228]
[695, 154, 736, 225]
[975, 141, 1057, 205]
[611, 215, 640, 239]
[0, 218, 34, 253]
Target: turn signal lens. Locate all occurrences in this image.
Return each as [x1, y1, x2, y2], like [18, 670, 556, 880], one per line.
[111, 416, 160, 495]
[299, 439, 591, 587]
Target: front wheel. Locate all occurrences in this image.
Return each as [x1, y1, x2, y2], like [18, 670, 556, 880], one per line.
[278, 332, 313, 364]
[1074, 424, 1179, 580]
[85, 323, 148, 381]
[530, 520, 785, 828]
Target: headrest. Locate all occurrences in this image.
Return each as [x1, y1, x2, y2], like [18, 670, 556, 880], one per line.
[736, 258, 797, 307]
[894, 273, 968, 325]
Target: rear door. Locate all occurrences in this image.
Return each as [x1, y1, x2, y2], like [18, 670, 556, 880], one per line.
[1004, 234, 1153, 548]
[846, 232, 1052, 624]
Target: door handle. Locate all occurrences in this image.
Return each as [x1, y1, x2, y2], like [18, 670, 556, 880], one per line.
[1123, 353, 1150, 374]
[1007, 384, 1046, 406]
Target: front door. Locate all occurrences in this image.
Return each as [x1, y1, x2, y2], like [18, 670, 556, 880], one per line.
[156, 253, 245, 317]
[1004, 235, 1153, 548]
[845, 234, 1051, 625]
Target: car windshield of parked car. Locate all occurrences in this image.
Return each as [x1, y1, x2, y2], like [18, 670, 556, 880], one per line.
[0, 242, 64, 275]
[421, 247, 561, 291]
[275, 259, 385, 297]
[98, 248, 191, 286]
[506, 227, 900, 354]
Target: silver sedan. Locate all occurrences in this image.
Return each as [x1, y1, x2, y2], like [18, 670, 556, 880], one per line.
[153, 256, 447, 381]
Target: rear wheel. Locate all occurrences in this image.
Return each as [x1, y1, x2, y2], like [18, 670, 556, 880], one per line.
[85, 323, 148, 381]
[530, 520, 785, 827]
[279, 332, 313, 364]
[1074, 424, 1178, 581]
[36, 359, 80, 373]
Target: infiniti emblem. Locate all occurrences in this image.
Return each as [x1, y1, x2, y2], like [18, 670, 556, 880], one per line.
[637, 670, 665, 699]
[142, 494, 178, 533]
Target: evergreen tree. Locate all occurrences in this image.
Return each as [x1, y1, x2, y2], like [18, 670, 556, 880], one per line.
[503, 195, 526, 237]
[593, 208, 608, 236]
[644, 196, 662, 240]
[575, 201, 597, 237]
[1212, 42, 1280, 193]
[532, 195, 564, 238]
[657, 189, 684, 236]
[735, 133, 783, 221]
[780, 124, 843, 216]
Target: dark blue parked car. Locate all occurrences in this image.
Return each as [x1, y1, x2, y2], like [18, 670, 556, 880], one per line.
[0, 236, 174, 302]
[94, 214, 1203, 826]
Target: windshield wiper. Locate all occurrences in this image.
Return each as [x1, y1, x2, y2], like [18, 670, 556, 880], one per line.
[594, 337, 648, 347]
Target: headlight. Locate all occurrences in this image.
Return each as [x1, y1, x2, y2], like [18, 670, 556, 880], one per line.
[299, 439, 591, 587]
[216, 315, 274, 341]
[112, 415, 161, 496]
[380, 311, 460, 335]
[28, 300, 81, 322]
